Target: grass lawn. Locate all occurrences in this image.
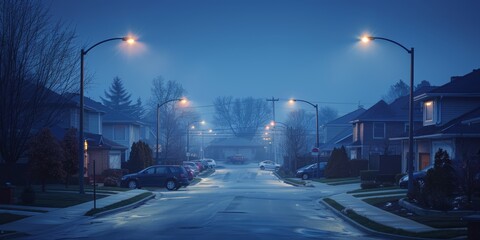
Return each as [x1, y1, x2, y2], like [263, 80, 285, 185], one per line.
[323, 198, 466, 239]
[85, 192, 153, 216]
[15, 190, 108, 208]
[0, 213, 29, 225]
[316, 177, 359, 183]
[347, 186, 400, 194]
[313, 177, 360, 185]
[363, 196, 468, 229]
[353, 190, 407, 198]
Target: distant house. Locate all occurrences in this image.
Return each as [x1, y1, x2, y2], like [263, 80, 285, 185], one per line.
[320, 107, 366, 158]
[393, 69, 480, 172]
[347, 86, 435, 171]
[205, 137, 266, 162]
[82, 97, 150, 161]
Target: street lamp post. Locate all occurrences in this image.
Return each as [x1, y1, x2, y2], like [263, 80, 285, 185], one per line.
[156, 98, 185, 164]
[79, 37, 134, 194]
[361, 35, 415, 197]
[186, 120, 205, 161]
[290, 99, 320, 178]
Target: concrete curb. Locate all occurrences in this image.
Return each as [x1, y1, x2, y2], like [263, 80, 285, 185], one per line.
[92, 192, 157, 218]
[319, 198, 461, 240]
[272, 172, 306, 187]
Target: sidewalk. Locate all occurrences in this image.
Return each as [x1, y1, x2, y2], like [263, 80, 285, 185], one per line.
[0, 189, 153, 235]
[305, 180, 437, 234]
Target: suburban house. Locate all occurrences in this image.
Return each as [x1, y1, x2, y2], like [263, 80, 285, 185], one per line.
[393, 69, 480, 172]
[57, 94, 132, 176]
[347, 86, 435, 172]
[320, 107, 366, 158]
[80, 97, 151, 162]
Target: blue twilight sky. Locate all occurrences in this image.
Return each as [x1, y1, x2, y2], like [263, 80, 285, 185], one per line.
[47, 0, 480, 122]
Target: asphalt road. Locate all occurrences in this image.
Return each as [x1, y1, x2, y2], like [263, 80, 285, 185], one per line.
[22, 163, 381, 240]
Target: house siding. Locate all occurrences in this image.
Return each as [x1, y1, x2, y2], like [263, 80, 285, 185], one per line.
[440, 98, 480, 125]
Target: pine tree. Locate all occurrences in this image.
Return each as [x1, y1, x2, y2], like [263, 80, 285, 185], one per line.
[101, 77, 134, 115]
[132, 97, 145, 119]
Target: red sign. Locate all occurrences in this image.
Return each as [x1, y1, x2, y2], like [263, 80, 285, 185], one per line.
[311, 147, 319, 156]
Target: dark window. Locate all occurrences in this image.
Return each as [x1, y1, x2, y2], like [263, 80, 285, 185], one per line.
[373, 122, 385, 139]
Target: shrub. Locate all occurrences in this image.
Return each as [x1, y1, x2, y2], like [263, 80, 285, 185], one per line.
[349, 159, 368, 177]
[360, 170, 379, 181]
[127, 141, 153, 173]
[375, 174, 396, 187]
[422, 149, 457, 210]
[325, 146, 350, 178]
[101, 169, 128, 187]
[21, 186, 35, 204]
[361, 182, 379, 189]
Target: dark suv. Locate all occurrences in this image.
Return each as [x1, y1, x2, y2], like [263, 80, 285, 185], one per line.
[121, 165, 190, 191]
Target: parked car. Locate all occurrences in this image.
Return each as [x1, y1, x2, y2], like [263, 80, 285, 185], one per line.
[398, 165, 433, 189]
[183, 166, 195, 181]
[120, 165, 190, 191]
[201, 158, 216, 168]
[295, 162, 327, 180]
[258, 160, 280, 170]
[192, 159, 208, 171]
[183, 161, 200, 175]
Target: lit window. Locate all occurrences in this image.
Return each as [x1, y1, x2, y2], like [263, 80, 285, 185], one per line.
[424, 101, 435, 124]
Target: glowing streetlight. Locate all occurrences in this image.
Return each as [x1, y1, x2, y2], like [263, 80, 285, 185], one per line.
[360, 34, 415, 197]
[79, 36, 136, 194]
[156, 98, 187, 164]
[290, 98, 320, 177]
[187, 120, 205, 161]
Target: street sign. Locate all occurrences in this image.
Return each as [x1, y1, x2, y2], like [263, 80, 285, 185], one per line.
[311, 147, 319, 156]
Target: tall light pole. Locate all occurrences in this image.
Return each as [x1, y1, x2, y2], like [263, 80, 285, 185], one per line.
[79, 36, 135, 194]
[290, 99, 320, 178]
[186, 120, 205, 161]
[361, 35, 415, 197]
[156, 98, 186, 164]
[266, 97, 279, 163]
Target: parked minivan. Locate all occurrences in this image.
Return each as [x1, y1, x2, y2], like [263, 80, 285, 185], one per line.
[121, 165, 190, 191]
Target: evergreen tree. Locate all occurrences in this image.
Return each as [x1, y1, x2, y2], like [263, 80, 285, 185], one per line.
[325, 146, 349, 178]
[423, 149, 457, 210]
[132, 97, 145, 118]
[127, 141, 153, 173]
[101, 77, 134, 115]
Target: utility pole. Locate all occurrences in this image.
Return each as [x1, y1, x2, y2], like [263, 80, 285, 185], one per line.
[266, 97, 279, 163]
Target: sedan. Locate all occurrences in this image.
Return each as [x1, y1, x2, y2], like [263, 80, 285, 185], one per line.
[258, 160, 280, 170]
[121, 165, 190, 191]
[295, 162, 327, 180]
[398, 165, 433, 188]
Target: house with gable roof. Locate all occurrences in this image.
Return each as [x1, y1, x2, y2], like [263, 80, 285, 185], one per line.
[347, 86, 435, 171]
[393, 69, 480, 172]
[320, 107, 366, 158]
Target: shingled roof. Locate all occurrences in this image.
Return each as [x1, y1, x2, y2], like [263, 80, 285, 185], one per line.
[415, 69, 480, 101]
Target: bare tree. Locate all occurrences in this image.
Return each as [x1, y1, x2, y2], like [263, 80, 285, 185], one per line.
[213, 96, 271, 139]
[0, 1, 77, 181]
[382, 79, 409, 103]
[147, 76, 196, 163]
[282, 109, 315, 171]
